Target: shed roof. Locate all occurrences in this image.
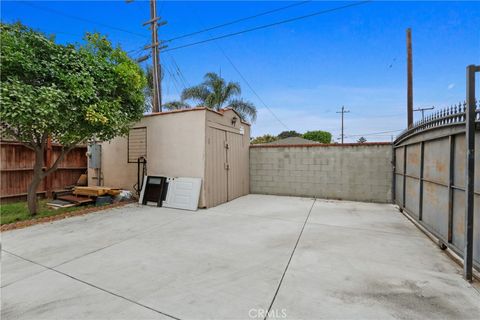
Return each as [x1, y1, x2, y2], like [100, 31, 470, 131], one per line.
[143, 107, 251, 126]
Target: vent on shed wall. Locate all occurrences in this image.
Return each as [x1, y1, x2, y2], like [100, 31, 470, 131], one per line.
[128, 127, 147, 163]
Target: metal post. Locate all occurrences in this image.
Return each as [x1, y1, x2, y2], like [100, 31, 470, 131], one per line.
[464, 64, 478, 281]
[418, 141, 424, 220]
[392, 146, 396, 204]
[448, 135, 455, 243]
[402, 145, 407, 210]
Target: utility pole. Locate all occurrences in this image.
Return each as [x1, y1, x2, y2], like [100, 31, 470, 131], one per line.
[413, 106, 435, 121]
[406, 28, 413, 128]
[336, 106, 350, 144]
[142, 0, 167, 112]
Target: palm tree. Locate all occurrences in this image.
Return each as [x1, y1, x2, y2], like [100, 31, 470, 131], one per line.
[179, 72, 257, 122]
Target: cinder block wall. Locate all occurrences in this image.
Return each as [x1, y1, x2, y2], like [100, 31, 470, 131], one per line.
[250, 143, 393, 203]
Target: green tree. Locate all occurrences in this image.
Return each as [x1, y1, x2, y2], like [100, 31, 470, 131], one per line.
[277, 130, 302, 139]
[357, 136, 367, 143]
[251, 134, 278, 144]
[0, 23, 146, 214]
[303, 130, 332, 143]
[163, 100, 191, 111]
[173, 72, 256, 122]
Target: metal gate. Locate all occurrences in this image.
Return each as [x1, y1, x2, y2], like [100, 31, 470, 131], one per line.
[393, 65, 479, 280]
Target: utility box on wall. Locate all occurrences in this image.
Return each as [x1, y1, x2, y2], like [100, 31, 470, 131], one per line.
[95, 108, 251, 208]
[87, 144, 102, 169]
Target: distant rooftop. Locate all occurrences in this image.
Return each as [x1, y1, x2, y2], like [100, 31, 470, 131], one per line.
[265, 136, 319, 145]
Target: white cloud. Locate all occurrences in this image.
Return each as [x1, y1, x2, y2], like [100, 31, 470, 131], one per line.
[448, 83, 455, 90]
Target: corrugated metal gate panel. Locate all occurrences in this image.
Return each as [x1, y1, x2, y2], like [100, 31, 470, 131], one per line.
[394, 128, 479, 270]
[226, 131, 248, 201]
[205, 127, 227, 207]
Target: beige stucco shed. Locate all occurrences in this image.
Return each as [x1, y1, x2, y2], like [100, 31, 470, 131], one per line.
[90, 107, 250, 208]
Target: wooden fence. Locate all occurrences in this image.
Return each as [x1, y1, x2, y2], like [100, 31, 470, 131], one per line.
[1, 141, 87, 202]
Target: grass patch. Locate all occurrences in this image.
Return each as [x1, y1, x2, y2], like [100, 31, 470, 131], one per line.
[0, 199, 94, 225]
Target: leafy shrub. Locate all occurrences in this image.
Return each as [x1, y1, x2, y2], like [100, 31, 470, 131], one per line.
[302, 130, 332, 143]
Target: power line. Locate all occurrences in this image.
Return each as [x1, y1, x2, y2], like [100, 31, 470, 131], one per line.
[163, 61, 184, 95]
[168, 54, 190, 88]
[344, 129, 403, 138]
[164, 1, 372, 52]
[21, 1, 148, 39]
[216, 44, 289, 129]
[164, 1, 312, 43]
[189, 15, 289, 129]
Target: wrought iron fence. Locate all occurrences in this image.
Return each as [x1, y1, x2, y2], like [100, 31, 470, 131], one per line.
[395, 101, 479, 143]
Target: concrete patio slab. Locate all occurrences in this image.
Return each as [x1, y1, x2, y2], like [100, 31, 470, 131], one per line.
[269, 222, 480, 319]
[1, 195, 479, 320]
[1, 204, 188, 267]
[54, 209, 305, 319]
[308, 199, 421, 236]
[208, 194, 314, 223]
[0, 251, 46, 288]
[1, 267, 172, 320]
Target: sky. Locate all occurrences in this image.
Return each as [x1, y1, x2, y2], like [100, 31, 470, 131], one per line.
[1, 1, 479, 142]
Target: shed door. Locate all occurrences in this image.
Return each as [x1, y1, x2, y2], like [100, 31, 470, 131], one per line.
[205, 127, 228, 207]
[226, 131, 248, 201]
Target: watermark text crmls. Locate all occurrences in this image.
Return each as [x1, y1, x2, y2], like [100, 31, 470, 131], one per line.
[248, 308, 287, 319]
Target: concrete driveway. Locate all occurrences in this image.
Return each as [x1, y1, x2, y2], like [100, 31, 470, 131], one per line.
[1, 195, 479, 320]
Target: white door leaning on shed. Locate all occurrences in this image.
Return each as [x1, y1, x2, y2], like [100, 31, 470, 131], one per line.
[163, 177, 202, 211]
